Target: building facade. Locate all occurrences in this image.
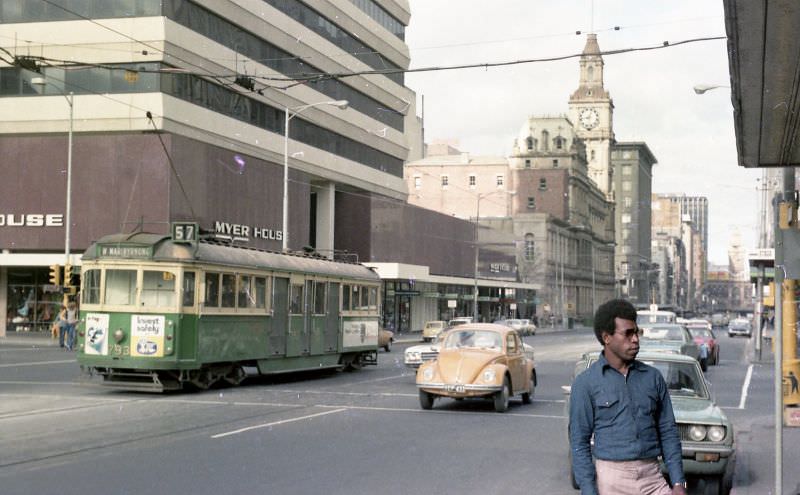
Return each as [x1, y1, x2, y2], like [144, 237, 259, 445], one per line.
[0, 0, 429, 336]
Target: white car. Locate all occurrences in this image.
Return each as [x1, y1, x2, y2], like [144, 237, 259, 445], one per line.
[504, 318, 537, 336]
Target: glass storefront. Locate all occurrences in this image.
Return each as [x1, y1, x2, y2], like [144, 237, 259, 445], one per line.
[6, 267, 63, 333]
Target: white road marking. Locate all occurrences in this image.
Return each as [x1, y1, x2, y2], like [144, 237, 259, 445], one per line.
[211, 408, 348, 438]
[0, 359, 75, 368]
[737, 364, 754, 410]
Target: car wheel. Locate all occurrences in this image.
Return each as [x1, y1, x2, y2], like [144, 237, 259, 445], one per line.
[714, 348, 720, 365]
[521, 373, 535, 404]
[702, 476, 722, 495]
[419, 390, 434, 410]
[383, 339, 392, 352]
[494, 377, 510, 413]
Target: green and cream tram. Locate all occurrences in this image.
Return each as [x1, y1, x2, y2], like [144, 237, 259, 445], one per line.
[76, 233, 381, 392]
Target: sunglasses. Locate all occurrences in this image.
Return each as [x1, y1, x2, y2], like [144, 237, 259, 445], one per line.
[615, 327, 643, 339]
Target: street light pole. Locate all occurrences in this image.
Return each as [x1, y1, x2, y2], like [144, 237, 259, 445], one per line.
[31, 77, 72, 266]
[282, 100, 348, 252]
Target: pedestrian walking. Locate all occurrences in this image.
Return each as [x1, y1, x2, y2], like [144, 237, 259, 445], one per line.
[56, 305, 68, 348]
[569, 299, 687, 495]
[65, 301, 78, 351]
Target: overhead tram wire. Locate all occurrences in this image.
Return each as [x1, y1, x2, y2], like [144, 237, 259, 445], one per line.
[145, 112, 197, 220]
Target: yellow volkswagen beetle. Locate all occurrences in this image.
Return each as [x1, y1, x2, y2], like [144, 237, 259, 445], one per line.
[416, 323, 536, 413]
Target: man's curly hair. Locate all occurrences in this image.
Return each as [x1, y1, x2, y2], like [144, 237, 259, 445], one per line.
[593, 299, 637, 344]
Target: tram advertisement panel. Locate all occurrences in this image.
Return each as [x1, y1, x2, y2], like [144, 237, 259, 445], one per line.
[342, 320, 378, 349]
[130, 315, 165, 357]
[84, 313, 109, 355]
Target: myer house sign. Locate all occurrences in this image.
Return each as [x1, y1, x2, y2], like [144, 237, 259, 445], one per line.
[215, 221, 283, 242]
[0, 213, 63, 227]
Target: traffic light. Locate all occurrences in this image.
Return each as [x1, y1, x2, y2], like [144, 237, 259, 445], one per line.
[49, 265, 62, 286]
[64, 263, 73, 287]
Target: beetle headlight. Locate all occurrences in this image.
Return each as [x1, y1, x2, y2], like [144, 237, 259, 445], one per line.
[483, 369, 496, 382]
[422, 367, 434, 381]
[707, 426, 726, 442]
[689, 425, 707, 441]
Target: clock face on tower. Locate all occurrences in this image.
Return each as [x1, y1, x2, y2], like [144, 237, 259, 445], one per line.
[579, 108, 600, 130]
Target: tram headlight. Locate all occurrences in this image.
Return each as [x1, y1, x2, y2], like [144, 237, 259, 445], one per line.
[113, 329, 125, 343]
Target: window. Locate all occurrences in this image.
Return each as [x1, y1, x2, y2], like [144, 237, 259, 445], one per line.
[525, 159, 531, 168]
[469, 174, 476, 187]
[414, 175, 421, 189]
[507, 334, 517, 353]
[441, 175, 449, 188]
[238, 275, 254, 308]
[105, 269, 136, 306]
[369, 287, 378, 310]
[622, 165, 632, 176]
[290, 284, 304, 314]
[524, 234, 535, 260]
[82, 269, 101, 305]
[552, 159, 559, 167]
[496, 175, 504, 187]
[314, 281, 326, 314]
[622, 229, 630, 240]
[142, 270, 176, 307]
[621, 213, 631, 224]
[527, 197, 536, 210]
[622, 181, 632, 192]
[555, 137, 564, 150]
[526, 136, 535, 151]
[541, 130, 549, 151]
[221, 274, 236, 308]
[623, 197, 632, 208]
[342, 284, 351, 310]
[590, 150, 596, 161]
[254, 277, 267, 309]
[182, 271, 196, 307]
[539, 178, 547, 190]
[204, 272, 219, 307]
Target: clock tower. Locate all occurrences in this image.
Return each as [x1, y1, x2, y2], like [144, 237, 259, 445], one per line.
[569, 34, 615, 197]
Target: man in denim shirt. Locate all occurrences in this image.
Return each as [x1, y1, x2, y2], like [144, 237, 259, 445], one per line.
[569, 299, 687, 495]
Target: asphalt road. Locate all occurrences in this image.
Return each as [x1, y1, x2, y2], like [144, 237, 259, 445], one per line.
[0, 330, 797, 495]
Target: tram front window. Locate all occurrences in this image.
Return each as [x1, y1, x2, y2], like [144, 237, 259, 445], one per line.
[142, 271, 176, 307]
[83, 269, 101, 305]
[182, 271, 196, 307]
[105, 269, 136, 306]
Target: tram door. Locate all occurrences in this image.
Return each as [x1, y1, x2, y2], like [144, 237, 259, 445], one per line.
[287, 279, 310, 357]
[324, 282, 339, 352]
[270, 277, 289, 356]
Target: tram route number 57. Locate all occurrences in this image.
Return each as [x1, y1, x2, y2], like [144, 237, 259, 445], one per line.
[172, 222, 199, 243]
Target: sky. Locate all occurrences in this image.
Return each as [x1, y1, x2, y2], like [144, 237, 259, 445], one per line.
[404, 0, 761, 266]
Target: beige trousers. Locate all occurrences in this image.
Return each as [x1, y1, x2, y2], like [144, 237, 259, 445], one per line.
[596, 458, 672, 495]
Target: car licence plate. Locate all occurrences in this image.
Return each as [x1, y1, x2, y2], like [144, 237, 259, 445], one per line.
[445, 384, 465, 393]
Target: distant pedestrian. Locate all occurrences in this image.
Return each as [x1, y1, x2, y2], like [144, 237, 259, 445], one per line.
[65, 301, 78, 351]
[789, 371, 799, 395]
[569, 298, 687, 495]
[56, 306, 68, 348]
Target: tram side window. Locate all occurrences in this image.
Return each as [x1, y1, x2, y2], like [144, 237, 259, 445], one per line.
[290, 284, 304, 314]
[205, 272, 219, 307]
[105, 270, 136, 306]
[238, 275, 253, 308]
[342, 284, 351, 311]
[82, 269, 101, 304]
[359, 286, 369, 310]
[142, 271, 176, 307]
[221, 274, 236, 308]
[313, 281, 326, 314]
[368, 286, 378, 310]
[182, 271, 196, 306]
[254, 277, 267, 309]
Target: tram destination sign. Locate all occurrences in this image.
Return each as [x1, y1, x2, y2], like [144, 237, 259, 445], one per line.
[97, 245, 152, 259]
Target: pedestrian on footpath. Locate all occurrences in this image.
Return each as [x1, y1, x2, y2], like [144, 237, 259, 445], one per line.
[65, 301, 78, 351]
[569, 299, 687, 495]
[56, 305, 68, 348]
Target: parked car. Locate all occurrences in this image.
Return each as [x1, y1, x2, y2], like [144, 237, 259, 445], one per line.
[416, 324, 536, 412]
[728, 318, 752, 338]
[503, 318, 537, 336]
[564, 351, 736, 494]
[687, 327, 720, 368]
[422, 320, 447, 342]
[711, 313, 729, 328]
[638, 323, 702, 367]
[378, 329, 394, 352]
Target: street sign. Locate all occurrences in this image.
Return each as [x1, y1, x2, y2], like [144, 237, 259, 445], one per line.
[447, 300, 457, 308]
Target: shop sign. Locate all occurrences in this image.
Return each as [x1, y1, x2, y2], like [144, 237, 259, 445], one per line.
[477, 296, 493, 302]
[422, 292, 441, 298]
[444, 293, 459, 299]
[447, 300, 458, 308]
[0, 213, 63, 227]
[394, 290, 420, 296]
[214, 220, 282, 242]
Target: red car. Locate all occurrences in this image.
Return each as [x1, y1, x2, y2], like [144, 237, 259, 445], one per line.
[686, 326, 720, 368]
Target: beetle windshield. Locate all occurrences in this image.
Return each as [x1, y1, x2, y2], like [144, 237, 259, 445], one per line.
[444, 330, 502, 350]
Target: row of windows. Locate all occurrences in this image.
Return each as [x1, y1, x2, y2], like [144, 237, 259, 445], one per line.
[349, 0, 405, 40]
[0, 64, 404, 177]
[260, 0, 404, 85]
[0, 0, 404, 130]
[164, 0, 404, 129]
[84, 268, 378, 314]
[423, 175, 506, 189]
[524, 134, 567, 152]
[523, 159, 559, 168]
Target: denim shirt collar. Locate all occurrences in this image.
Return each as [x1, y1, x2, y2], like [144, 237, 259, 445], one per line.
[597, 351, 646, 375]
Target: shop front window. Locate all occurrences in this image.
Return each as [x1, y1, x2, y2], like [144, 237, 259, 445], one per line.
[6, 267, 64, 332]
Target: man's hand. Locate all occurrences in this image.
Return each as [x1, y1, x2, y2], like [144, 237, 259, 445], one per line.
[672, 484, 687, 495]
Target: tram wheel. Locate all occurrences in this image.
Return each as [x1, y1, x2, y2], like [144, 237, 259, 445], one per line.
[223, 365, 246, 386]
